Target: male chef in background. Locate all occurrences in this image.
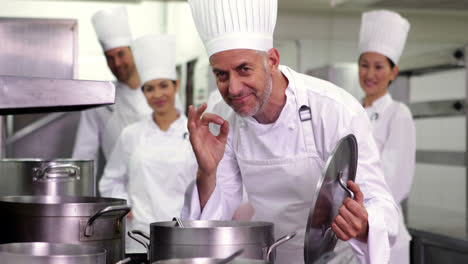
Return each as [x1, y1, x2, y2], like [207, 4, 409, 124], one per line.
[181, 0, 400, 263]
[73, 6, 152, 191]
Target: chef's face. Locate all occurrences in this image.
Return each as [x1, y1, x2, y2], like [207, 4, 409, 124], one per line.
[142, 79, 179, 114]
[209, 49, 273, 117]
[359, 52, 399, 98]
[105, 46, 137, 83]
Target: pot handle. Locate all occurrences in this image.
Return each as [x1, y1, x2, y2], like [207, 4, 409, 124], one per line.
[128, 230, 151, 261]
[84, 205, 131, 237]
[266, 231, 296, 262]
[33, 164, 81, 181]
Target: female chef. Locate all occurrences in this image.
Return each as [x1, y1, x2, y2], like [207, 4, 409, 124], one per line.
[358, 10, 416, 264]
[99, 34, 197, 253]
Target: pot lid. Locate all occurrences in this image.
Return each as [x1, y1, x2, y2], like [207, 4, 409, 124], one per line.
[0, 75, 115, 115]
[304, 134, 358, 264]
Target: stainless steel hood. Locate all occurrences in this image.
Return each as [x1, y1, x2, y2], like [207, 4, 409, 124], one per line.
[0, 75, 115, 115]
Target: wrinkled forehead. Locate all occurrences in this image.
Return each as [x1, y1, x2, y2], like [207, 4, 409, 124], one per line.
[209, 49, 265, 70]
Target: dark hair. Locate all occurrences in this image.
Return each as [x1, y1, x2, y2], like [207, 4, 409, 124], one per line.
[358, 54, 396, 69]
[141, 80, 177, 91]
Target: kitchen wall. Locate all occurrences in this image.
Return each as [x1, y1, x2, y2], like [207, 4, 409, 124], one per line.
[0, 0, 166, 80]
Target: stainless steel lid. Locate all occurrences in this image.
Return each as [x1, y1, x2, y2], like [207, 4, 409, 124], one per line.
[304, 134, 358, 263]
[0, 242, 106, 263]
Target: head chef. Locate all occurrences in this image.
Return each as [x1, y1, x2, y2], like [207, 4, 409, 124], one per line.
[182, 1, 400, 263]
[92, 6, 140, 88]
[358, 10, 415, 264]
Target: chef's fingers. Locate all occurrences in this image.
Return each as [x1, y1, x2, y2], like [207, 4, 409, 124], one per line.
[339, 201, 365, 234]
[201, 113, 225, 126]
[332, 220, 350, 241]
[187, 105, 197, 133]
[217, 120, 229, 144]
[195, 102, 207, 119]
[348, 180, 364, 204]
[333, 214, 357, 239]
[344, 197, 368, 222]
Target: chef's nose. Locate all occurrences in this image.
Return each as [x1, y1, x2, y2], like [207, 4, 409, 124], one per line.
[229, 76, 243, 96]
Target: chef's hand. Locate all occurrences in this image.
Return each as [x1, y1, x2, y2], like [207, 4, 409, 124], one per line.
[127, 210, 133, 219]
[332, 181, 369, 243]
[188, 103, 229, 207]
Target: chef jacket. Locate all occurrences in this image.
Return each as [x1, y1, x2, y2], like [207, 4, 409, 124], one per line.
[72, 81, 152, 161]
[100, 113, 197, 252]
[182, 65, 399, 264]
[365, 92, 415, 264]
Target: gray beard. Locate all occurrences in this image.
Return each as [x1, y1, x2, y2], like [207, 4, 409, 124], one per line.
[237, 74, 273, 118]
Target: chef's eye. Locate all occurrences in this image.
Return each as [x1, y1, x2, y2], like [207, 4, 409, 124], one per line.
[215, 71, 228, 82]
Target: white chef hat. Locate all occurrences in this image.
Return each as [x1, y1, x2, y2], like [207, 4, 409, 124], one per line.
[189, 0, 278, 57]
[132, 34, 177, 85]
[92, 6, 132, 51]
[358, 10, 410, 64]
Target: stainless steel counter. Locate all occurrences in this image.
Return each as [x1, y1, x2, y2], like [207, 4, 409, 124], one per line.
[406, 205, 468, 263]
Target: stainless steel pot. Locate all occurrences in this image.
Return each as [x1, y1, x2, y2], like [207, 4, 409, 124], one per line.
[0, 196, 130, 264]
[129, 220, 295, 263]
[0, 159, 94, 196]
[0, 242, 106, 264]
[152, 258, 269, 264]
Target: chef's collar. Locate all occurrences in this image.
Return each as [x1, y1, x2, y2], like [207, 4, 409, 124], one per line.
[364, 92, 393, 115]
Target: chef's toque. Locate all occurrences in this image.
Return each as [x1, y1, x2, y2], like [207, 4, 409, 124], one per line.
[189, 0, 278, 57]
[92, 6, 132, 51]
[132, 34, 177, 84]
[359, 10, 410, 64]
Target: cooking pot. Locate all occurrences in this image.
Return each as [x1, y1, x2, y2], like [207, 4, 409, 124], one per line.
[0, 159, 94, 196]
[128, 220, 295, 263]
[0, 195, 130, 264]
[152, 258, 269, 264]
[0, 242, 106, 264]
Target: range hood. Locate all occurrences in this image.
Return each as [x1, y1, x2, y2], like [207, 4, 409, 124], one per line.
[0, 75, 115, 115]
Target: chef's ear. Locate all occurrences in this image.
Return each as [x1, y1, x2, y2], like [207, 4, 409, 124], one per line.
[390, 65, 399, 81]
[174, 80, 180, 93]
[267, 48, 280, 71]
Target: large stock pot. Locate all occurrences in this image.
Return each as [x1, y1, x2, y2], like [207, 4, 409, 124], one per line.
[152, 258, 269, 264]
[0, 159, 95, 196]
[0, 242, 106, 264]
[129, 220, 295, 263]
[0, 196, 130, 264]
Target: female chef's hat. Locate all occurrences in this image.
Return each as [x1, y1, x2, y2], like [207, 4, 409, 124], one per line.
[189, 0, 278, 57]
[132, 34, 177, 85]
[92, 6, 132, 52]
[359, 10, 410, 64]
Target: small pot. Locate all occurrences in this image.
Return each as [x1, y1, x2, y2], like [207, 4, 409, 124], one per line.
[128, 220, 295, 263]
[152, 258, 269, 264]
[0, 195, 130, 264]
[0, 242, 106, 264]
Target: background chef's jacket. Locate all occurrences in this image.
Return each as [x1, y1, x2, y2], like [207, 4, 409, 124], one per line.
[182, 66, 399, 264]
[100, 113, 197, 252]
[365, 92, 415, 264]
[72, 81, 152, 162]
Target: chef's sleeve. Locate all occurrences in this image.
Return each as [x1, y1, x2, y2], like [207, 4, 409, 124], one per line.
[343, 109, 400, 264]
[381, 105, 416, 204]
[99, 130, 131, 205]
[72, 109, 100, 161]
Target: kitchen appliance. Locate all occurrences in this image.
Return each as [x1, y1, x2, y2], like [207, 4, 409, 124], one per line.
[0, 196, 130, 264]
[0, 159, 94, 196]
